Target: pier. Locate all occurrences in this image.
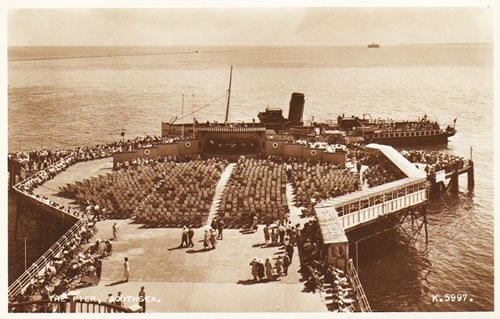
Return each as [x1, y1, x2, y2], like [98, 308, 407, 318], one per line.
[313, 144, 432, 310]
[428, 160, 474, 199]
[7, 139, 474, 313]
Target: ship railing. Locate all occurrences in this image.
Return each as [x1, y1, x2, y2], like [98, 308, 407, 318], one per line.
[8, 299, 135, 313]
[347, 259, 371, 312]
[197, 126, 266, 132]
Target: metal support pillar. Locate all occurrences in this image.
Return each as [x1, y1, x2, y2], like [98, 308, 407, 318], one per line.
[423, 207, 428, 244]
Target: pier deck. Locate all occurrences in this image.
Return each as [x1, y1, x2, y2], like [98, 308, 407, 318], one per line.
[30, 158, 327, 312]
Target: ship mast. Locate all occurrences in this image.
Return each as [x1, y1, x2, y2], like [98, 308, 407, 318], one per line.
[225, 65, 233, 123]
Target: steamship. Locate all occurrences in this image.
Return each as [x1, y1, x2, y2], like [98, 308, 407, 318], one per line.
[162, 67, 456, 146]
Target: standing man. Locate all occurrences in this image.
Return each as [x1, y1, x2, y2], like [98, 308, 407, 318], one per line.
[123, 257, 130, 282]
[180, 226, 189, 248]
[106, 293, 114, 313]
[94, 204, 101, 221]
[263, 224, 270, 245]
[112, 223, 119, 241]
[138, 286, 146, 312]
[286, 243, 294, 263]
[251, 215, 258, 232]
[278, 223, 286, 245]
[283, 254, 291, 276]
[96, 258, 102, 282]
[114, 291, 123, 312]
[188, 226, 195, 247]
[217, 219, 225, 240]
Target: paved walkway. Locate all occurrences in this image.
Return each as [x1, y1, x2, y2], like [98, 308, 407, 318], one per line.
[206, 163, 235, 226]
[33, 157, 113, 208]
[79, 220, 326, 312]
[286, 183, 302, 226]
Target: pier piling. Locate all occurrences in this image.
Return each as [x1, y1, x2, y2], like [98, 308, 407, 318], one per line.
[449, 170, 459, 193]
[468, 160, 475, 189]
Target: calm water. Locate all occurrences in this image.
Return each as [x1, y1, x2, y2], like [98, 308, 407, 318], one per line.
[8, 45, 493, 311]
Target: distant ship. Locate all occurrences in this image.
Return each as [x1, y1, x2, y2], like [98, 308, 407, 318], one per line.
[367, 43, 380, 48]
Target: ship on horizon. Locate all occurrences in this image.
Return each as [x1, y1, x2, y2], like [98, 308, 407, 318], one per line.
[368, 43, 380, 48]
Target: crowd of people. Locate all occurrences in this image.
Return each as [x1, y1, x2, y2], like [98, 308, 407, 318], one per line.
[9, 223, 110, 311]
[401, 150, 466, 175]
[113, 155, 179, 170]
[248, 219, 298, 282]
[262, 221, 300, 247]
[288, 162, 360, 208]
[217, 158, 289, 228]
[347, 144, 406, 188]
[298, 218, 355, 312]
[135, 159, 227, 228]
[9, 146, 120, 308]
[361, 160, 405, 188]
[373, 115, 442, 132]
[8, 135, 180, 174]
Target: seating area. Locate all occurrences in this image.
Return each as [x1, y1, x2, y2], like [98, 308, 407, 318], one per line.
[217, 158, 288, 228]
[288, 161, 360, 209]
[359, 151, 406, 188]
[134, 158, 228, 228]
[60, 160, 176, 219]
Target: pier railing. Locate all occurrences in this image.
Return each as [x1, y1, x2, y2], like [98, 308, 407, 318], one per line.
[318, 178, 428, 231]
[9, 156, 87, 301]
[8, 219, 86, 301]
[347, 259, 371, 312]
[8, 299, 134, 313]
[338, 180, 427, 230]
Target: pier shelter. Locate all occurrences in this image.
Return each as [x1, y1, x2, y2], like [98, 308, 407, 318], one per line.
[314, 143, 429, 269]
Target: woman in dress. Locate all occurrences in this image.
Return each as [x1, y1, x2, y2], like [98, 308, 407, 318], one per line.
[275, 256, 283, 277]
[265, 258, 273, 280]
[210, 229, 217, 249]
[123, 257, 130, 282]
[203, 229, 210, 250]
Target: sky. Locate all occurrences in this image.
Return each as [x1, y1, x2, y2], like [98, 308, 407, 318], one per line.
[7, 7, 494, 46]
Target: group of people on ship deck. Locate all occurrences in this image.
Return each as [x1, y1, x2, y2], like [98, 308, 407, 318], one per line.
[371, 114, 441, 132]
[401, 150, 466, 175]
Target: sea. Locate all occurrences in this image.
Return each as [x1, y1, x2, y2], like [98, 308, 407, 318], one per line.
[7, 45, 494, 311]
